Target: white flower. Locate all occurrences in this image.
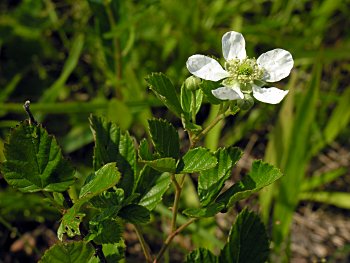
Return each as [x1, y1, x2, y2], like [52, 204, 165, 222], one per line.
[186, 31, 294, 104]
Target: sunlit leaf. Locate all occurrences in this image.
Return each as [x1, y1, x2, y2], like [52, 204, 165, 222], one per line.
[177, 147, 217, 173]
[39, 241, 94, 263]
[139, 172, 171, 210]
[217, 160, 283, 208]
[140, 157, 177, 173]
[79, 163, 121, 200]
[199, 147, 242, 206]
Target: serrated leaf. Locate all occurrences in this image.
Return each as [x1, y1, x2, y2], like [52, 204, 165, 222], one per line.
[138, 138, 153, 161]
[177, 147, 217, 173]
[87, 218, 123, 245]
[185, 248, 218, 263]
[89, 188, 124, 208]
[180, 84, 203, 115]
[146, 72, 183, 116]
[216, 160, 283, 208]
[139, 172, 171, 210]
[219, 209, 269, 263]
[199, 147, 242, 206]
[140, 157, 176, 173]
[58, 208, 85, 240]
[39, 241, 94, 263]
[79, 163, 121, 200]
[1, 121, 75, 192]
[89, 115, 136, 196]
[119, 204, 150, 224]
[148, 119, 180, 159]
[182, 203, 225, 218]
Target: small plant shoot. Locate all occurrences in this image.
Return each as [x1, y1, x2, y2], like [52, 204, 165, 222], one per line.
[1, 30, 293, 262]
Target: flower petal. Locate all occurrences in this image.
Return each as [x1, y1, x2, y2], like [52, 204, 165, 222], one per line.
[222, 31, 247, 61]
[211, 86, 244, 101]
[257, 49, 294, 82]
[186, 55, 229, 81]
[252, 85, 289, 104]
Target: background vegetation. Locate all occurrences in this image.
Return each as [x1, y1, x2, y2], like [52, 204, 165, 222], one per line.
[1, 0, 350, 262]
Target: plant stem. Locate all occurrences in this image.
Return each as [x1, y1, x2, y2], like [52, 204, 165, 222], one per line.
[170, 174, 182, 232]
[191, 90, 197, 123]
[134, 224, 153, 263]
[154, 218, 198, 263]
[190, 111, 228, 148]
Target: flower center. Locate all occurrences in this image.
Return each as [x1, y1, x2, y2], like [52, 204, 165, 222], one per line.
[223, 57, 264, 86]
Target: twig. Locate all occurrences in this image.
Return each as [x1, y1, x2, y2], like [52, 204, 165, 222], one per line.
[23, 100, 38, 125]
[134, 224, 153, 263]
[154, 218, 198, 263]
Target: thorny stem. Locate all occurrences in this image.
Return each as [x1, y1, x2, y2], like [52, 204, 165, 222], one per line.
[23, 101, 38, 125]
[154, 218, 198, 263]
[63, 191, 107, 263]
[134, 224, 153, 263]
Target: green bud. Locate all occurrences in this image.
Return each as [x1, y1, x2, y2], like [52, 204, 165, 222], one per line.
[184, 76, 201, 91]
[237, 94, 254, 110]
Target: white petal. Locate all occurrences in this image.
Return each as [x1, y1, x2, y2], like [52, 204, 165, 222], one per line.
[222, 31, 247, 61]
[252, 85, 289, 104]
[211, 86, 244, 101]
[257, 49, 294, 82]
[186, 55, 229, 81]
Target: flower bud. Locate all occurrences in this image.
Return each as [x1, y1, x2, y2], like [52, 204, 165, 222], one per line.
[184, 76, 201, 91]
[237, 94, 254, 110]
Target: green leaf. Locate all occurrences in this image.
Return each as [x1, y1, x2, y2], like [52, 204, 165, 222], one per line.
[146, 72, 183, 116]
[140, 157, 176, 173]
[79, 163, 121, 200]
[138, 138, 153, 161]
[219, 209, 269, 263]
[148, 119, 180, 159]
[183, 203, 225, 218]
[87, 218, 123, 245]
[199, 147, 242, 206]
[200, 80, 222, 105]
[57, 209, 85, 241]
[180, 84, 203, 115]
[135, 166, 162, 198]
[1, 120, 75, 192]
[185, 248, 218, 263]
[217, 160, 283, 208]
[89, 189, 125, 208]
[119, 204, 150, 224]
[177, 147, 217, 173]
[139, 172, 171, 210]
[39, 241, 94, 263]
[89, 115, 136, 196]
